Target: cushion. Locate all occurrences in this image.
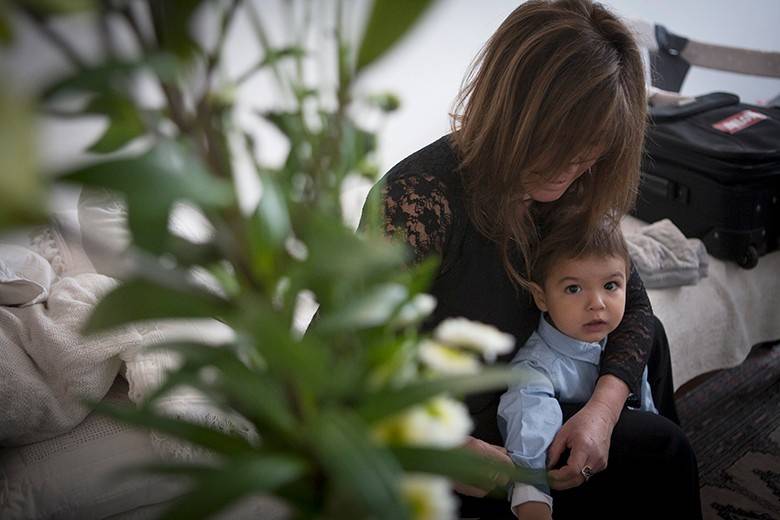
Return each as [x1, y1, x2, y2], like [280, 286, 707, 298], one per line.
[77, 188, 131, 277]
[0, 377, 289, 519]
[0, 378, 186, 520]
[0, 244, 56, 306]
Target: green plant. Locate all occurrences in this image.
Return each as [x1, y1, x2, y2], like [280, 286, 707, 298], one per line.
[1, 1, 540, 518]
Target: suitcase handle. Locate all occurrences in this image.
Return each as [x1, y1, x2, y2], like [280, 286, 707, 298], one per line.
[640, 172, 689, 203]
[641, 172, 671, 199]
[650, 92, 740, 123]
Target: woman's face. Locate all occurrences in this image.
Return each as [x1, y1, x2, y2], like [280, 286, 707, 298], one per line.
[527, 154, 600, 203]
[528, 154, 598, 202]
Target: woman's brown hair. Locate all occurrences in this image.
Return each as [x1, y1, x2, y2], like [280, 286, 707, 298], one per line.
[450, 0, 646, 289]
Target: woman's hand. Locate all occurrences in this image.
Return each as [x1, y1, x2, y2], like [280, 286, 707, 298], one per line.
[452, 435, 513, 497]
[546, 374, 628, 490]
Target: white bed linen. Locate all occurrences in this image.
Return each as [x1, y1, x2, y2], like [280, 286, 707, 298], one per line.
[622, 216, 780, 389]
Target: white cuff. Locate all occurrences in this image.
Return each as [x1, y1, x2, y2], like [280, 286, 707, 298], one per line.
[510, 483, 553, 517]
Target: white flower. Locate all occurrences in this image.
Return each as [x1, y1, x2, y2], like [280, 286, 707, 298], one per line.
[418, 340, 480, 375]
[373, 396, 472, 448]
[396, 294, 437, 325]
[434, 317, 515, 363]
[401, 474, 458, 520]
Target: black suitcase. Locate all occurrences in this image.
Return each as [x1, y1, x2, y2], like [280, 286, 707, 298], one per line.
[634, 92, 780, 268]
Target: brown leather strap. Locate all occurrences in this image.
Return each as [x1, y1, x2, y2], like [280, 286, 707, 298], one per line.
[681, 40, 780, 78]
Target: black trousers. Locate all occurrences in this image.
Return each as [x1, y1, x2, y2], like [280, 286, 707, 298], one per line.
[459, 316, 702, 519]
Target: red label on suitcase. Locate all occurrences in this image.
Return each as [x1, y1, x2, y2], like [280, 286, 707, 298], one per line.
[712, 110, 768, 134]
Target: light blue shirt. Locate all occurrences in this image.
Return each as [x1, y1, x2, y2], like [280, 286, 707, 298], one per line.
[497, 314, 657, 511]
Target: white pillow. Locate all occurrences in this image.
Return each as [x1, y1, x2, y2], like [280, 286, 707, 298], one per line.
[0, 377, 288, 520]
[77, 188, 132, 277]
[0, 244, 56, 306]
[0, 378, 187, 520]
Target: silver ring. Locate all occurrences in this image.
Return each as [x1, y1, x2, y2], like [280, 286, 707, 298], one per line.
[581, 465, 594, 481]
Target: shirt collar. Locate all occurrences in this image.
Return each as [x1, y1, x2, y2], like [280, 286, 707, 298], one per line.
[536, 313, 605, 365]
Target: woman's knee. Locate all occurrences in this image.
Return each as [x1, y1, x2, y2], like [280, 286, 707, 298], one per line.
[659, 416, 697, 470]
[613, 411, 695, 467]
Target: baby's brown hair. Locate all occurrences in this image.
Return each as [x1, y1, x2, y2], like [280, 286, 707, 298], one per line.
[531, 217, 631, 287]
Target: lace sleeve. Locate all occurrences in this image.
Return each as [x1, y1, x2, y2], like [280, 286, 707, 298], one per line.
[599, 264, 654, 396]
[380, 175, 454, 263]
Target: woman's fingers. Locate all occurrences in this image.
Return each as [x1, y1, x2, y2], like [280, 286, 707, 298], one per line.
[545, 402, 618, 491]
[546, 431, 567, 469]
[547, 466, 584, 490]
[548, 403, 612, 471]
[548, 443, 590, 490]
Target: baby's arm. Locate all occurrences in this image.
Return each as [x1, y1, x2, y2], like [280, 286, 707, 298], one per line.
[498, 360, 562, 517]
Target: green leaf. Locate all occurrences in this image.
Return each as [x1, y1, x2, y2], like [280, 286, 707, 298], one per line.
[87, 119, 144, 154]
[264, 111, 304, 137]
[83, 94, 146, 154]
[256, 172, 291, 247]
[356, 177, 386, 239]
[298, 215, 408, 308]
[58, 140, 233, 254]
[356, 0, 435, 71]
[0, 6, 13, 46]
[19, 0, 95, 13]
[84, 279, 230, 334]
[358, 368, 524, 423]
[136, 342, 233, 405]
[166, 235, 224, 267]
[91, 401, 255, 456]
[390, 445, 547, 490]
[157, 454, 308, 520]
[0, 87, 46, 231]
[313, 283, 408, 333]
[309, 410, 409, 520]
[44, 54, 179, 100]
[363, 335, 417, 389]
[218, 365, 298, 437]
[207, 261, 241, 298]
[148, 0, 205, 60]
[247, 171, 291, 281]
[242, 300, 332, 396]
[366, 92, 401, 113]
[261, 46, 305, 68]
[146, 342, 299, 437]
[263, 111, 307, 162]
[337, 120, 376, 179]
[255, 112, 306, 190]
[395, 255, 440, 296]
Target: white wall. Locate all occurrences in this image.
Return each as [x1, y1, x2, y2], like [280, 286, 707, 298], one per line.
[2, 1, 779, 224]
[357, 0, 780, 176]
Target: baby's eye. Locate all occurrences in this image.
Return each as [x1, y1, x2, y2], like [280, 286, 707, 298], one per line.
[564, 285, 581, 294]
[604, 281, 620, 291]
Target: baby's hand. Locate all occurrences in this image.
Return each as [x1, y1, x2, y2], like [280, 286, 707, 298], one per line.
[513, 501, 552, 520]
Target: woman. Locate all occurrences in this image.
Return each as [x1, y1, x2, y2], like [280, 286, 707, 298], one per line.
[363, 0, 701, 518]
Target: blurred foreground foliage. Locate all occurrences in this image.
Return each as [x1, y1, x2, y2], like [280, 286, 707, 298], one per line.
[1, 1, 540, 518]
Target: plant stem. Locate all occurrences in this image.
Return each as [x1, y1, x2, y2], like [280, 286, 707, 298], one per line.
[244, 1, 290, 100]
[203, 0, 240, 88]
[118, 3, 152, 53]
[18, 5, 87, 70]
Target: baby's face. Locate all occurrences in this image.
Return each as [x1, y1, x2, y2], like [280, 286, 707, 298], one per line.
[535, 255, 627, 343]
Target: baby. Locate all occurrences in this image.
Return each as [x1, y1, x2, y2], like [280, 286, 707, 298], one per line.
[498, 222, 657, 519]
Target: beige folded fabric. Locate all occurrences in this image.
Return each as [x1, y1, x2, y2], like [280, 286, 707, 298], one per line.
[624, 218, 709, 289]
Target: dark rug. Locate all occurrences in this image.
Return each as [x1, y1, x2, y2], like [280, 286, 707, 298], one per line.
[676, 343, 780, 520]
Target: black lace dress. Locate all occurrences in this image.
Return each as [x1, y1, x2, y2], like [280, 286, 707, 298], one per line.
[365, 134, 655, 445]
[364, 134, 702, 520]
